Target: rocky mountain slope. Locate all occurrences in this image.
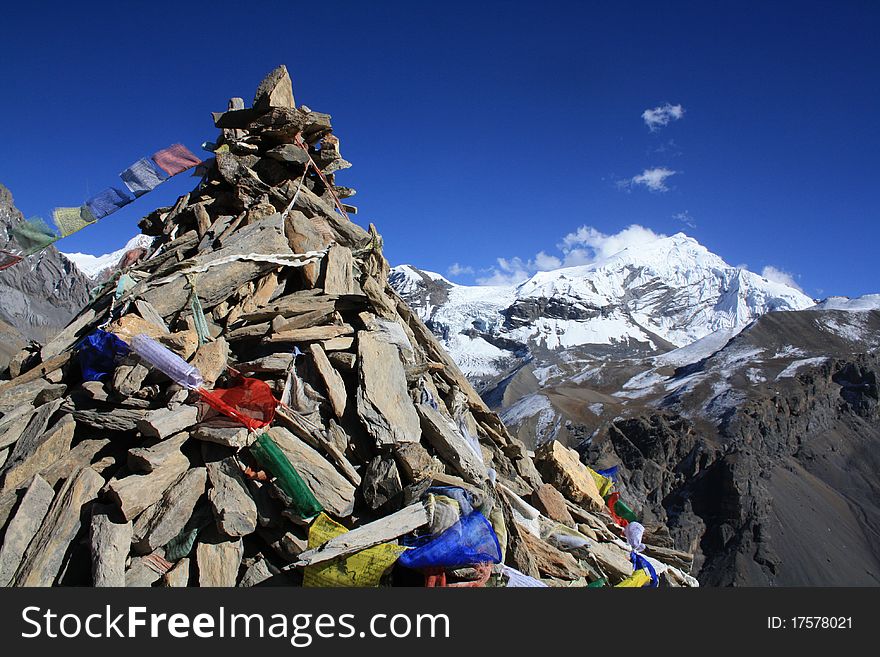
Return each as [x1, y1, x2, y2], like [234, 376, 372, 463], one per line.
[393, 249, 880, 584]
[0, 184, 91, 356]
[62, 234, 155, 282]
[390, 233, 814, 386]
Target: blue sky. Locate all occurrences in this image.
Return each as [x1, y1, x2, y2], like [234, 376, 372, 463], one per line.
[1, 1, 877, 297]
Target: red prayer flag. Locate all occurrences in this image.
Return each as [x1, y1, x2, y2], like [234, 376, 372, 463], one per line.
[197, 377, 277, 431]
[151, 143, 202, 176]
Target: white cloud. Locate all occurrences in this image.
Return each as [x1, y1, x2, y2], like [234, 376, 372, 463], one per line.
[560, 224, 667, 265]
[533, 251, 562, 270]
[673, 210, 696, 228]
[476, 224, 667, 286]
[447, 262, 474, 276]
[642, 103, 684, 131]
[761, 265, 804, 292]
[623, 167, 677, 192]
[476, 257, 532, 286]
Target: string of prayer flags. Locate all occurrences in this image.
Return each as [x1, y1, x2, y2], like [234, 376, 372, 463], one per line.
[152, 143, 202, 176]
[53, 206, 96, 237]
[120, 157, 169, 197]
[85, 186, 134, 220]
[11, 217, 58, 254]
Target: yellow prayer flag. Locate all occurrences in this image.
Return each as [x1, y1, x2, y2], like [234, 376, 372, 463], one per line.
[615, 569, 652, 588]
[53, 206, 96, 238]
[303, 513, 407, 588]
[588, 467, 614, 498]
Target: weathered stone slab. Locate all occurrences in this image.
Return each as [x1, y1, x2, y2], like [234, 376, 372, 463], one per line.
[189, 338, 229, 388]
[295, 502, 429, 567]
[41, 439, 111, 487]
[127, 433, 189, 473]
[107, 449, 190, 521]
[268, 426, 356, 517]
[0, 406, 33, 449]
[322, 244, 356, 295]
[40, 309, 97, 361]
[141, 217, 292, 316]
[309, 343, 347, 418]
[132, 467, 207, 554]
[519, 526, 589, 580]
[416, 403, 487, 486]
[532, 484, 576, 528]
[162, 558, 190, 587]
[136, 405, 199, 440]
[0, 475, 55, 586]
[192, 420, 254, 449]
[271, 307, 336, 333]
[13, 467, 104, 586]
[253, 64, 295, 110]
[1, 400, 68, 491]
[356, 331, 421, 447]
[534, 441, 606, 513]
[112, 362, 150, 397]
[71, 408, 147, 432]
[267, 324, 353, 343]
[206, 458, 257, 537]
[90, 511, 133, 587]
[197, 539, 243, 587]
[238, 556, 274, 587]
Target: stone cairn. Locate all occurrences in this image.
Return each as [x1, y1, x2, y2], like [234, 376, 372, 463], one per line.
[0, 66, 696, 587]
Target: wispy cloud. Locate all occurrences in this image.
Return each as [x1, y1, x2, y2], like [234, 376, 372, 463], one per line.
[673, 210, 696, 228]
[642, 103, 684, 131]
[475, 251, 562, 286]
[447, 262, 474, 276]
[619, 167, 677, 192]
[761, 265, 804, 293]
[476, 225, 667, 286]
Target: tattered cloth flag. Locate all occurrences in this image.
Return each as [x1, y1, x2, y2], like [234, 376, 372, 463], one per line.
[11, 217, 58, 254]
[120, 157, 169, 197]
[152, 143, 202, 176]
[0, 250, 23, 271]
[53, 206, 97, 238]
[198, 376, 277, 431]
[76, 329, 131, 382]
[303, 513, 406, 588]
[85, 186, 134, 220]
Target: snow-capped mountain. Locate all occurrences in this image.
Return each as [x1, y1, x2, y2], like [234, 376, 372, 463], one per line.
[390, 233, 815, 382]
[62, 234, 154, 281]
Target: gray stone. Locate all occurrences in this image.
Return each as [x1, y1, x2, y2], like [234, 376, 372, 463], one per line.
[107, 448, 190, 521]
[136, 405, 199, 440]
[132, 467, 207, 554]
[0, 475, 55, 586]
[192, 420, 254, 449]
[253, 64, 295, 110]
[1, 406, 71, 493]
[13, 467, 105, 586]
[309, 343, 347, 418]
[361, 457, 403, 512]
[90, 511, 133, 587]
[197, 539, 243, 587]
[127, 433, 189, 473]
[416, 403, 487, 486]
[356, 331, 421, 447]
[206, 458, 257, 537]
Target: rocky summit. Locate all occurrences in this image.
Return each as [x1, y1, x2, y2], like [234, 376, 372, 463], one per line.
[0, 67, 694, 588]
